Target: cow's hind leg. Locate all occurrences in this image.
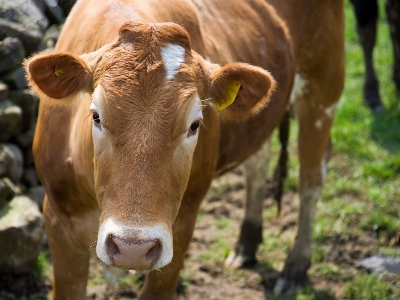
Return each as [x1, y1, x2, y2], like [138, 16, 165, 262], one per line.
[225, 140, 270, 269]
[274, 93, 337, 294]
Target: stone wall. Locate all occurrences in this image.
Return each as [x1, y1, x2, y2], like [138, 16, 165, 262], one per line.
[0, 0, 76, 288]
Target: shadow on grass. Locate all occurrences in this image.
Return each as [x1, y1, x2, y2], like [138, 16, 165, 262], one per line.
[363, 99, 400, 183]
[242, 262, 337, 300]
[370, 100, 400, 154]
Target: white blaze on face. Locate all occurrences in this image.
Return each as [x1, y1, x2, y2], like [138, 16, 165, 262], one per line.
[185, 94, 203, 140]
[178, 94, 203, 150]
[160, 44, 185, 80]
[173, 93, 203, 174]
[90, 85, 107, 146]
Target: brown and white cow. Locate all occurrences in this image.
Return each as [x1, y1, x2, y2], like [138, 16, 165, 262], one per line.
[25, 0, 344, 298]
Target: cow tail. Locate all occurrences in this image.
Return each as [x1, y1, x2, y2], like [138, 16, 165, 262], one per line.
[273, 110, 290, 216]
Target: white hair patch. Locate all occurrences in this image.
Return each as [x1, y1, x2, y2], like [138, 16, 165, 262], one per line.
[290, 73, 308, 104]
[315, 119, 323, 130]
[161, 44, 185, 80]
[324, 103, 337, 118]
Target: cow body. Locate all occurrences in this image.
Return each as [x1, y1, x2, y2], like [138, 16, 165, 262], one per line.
[26, 0, 344, 299]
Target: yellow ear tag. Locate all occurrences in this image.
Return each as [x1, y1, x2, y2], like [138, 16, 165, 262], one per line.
[217, 80, 241, 111]
[54, 69, 63, 77]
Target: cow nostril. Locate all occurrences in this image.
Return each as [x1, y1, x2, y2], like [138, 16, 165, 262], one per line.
[145, 240, 162, 262]
[106, 235, 121, 258]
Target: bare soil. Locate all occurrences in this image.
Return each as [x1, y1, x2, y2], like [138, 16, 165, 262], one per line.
[1, 168, 398, 300]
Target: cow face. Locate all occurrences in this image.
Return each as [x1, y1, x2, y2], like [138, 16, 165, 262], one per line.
[25, 22, 275, 271]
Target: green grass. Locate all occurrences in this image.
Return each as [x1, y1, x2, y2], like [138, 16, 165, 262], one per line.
[33, 250, 51, 279]
[200, 236, 231, 263]
[343, 275, 397, 300]
[330, 1, 400, 238]
[319, 1, 400, 297]
[89, 273, 105, 285]
[118, 275, 143, 290]
[215, 217, 231, 230]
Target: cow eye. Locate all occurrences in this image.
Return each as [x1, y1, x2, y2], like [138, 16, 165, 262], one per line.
[92, 112, 101, 128]
[188, 120, 200, 137]
[190, 121, 200, 131]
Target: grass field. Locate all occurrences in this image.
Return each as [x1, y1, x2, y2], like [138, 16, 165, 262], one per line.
[26, 1, 400, 300]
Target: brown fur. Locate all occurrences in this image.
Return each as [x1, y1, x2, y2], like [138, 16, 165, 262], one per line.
[25, 52, 92, 100]
[25, 0, 344, 298]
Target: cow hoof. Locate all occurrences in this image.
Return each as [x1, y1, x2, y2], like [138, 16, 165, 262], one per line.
[364, 85, 384, 114]
[224, 250, 256, 269]
[366, 100, 384, 114]
[273, 277, 300, 295]
[273, 255, 310, 295]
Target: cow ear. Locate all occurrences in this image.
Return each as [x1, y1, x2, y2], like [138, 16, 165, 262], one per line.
[25, 52, 92, 100]
[208, 62, 276, 121]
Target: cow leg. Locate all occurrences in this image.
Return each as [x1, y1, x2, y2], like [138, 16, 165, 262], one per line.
[351, 0, 383, 112]
[274, 101, 334, 295]
[44, 195, 94, 300]
[386, 0, 400, 93]
[224, 140, 270, 269]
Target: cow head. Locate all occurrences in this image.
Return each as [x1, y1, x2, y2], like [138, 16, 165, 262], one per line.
[25, 22, 275, 271]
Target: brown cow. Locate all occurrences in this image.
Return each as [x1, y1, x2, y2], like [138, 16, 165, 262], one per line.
[25, 0, 344, 298]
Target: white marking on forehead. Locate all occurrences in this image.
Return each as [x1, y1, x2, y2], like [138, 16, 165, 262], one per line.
[173, 94, 203, 163]
[161, 44, 185, 80]
[290, 73, 308, 104]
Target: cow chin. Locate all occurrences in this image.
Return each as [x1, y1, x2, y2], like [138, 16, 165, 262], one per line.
[96, 218, 173, 271]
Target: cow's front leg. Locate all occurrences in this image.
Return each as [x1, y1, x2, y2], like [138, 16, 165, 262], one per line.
[44, 195, 96, 300]
[274, 102, 333, 295]
[138, 191, 207, 300]
[224, 140, 270, 269]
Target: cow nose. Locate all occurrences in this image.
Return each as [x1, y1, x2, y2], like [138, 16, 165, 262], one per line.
[106, 235, 162, 270]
